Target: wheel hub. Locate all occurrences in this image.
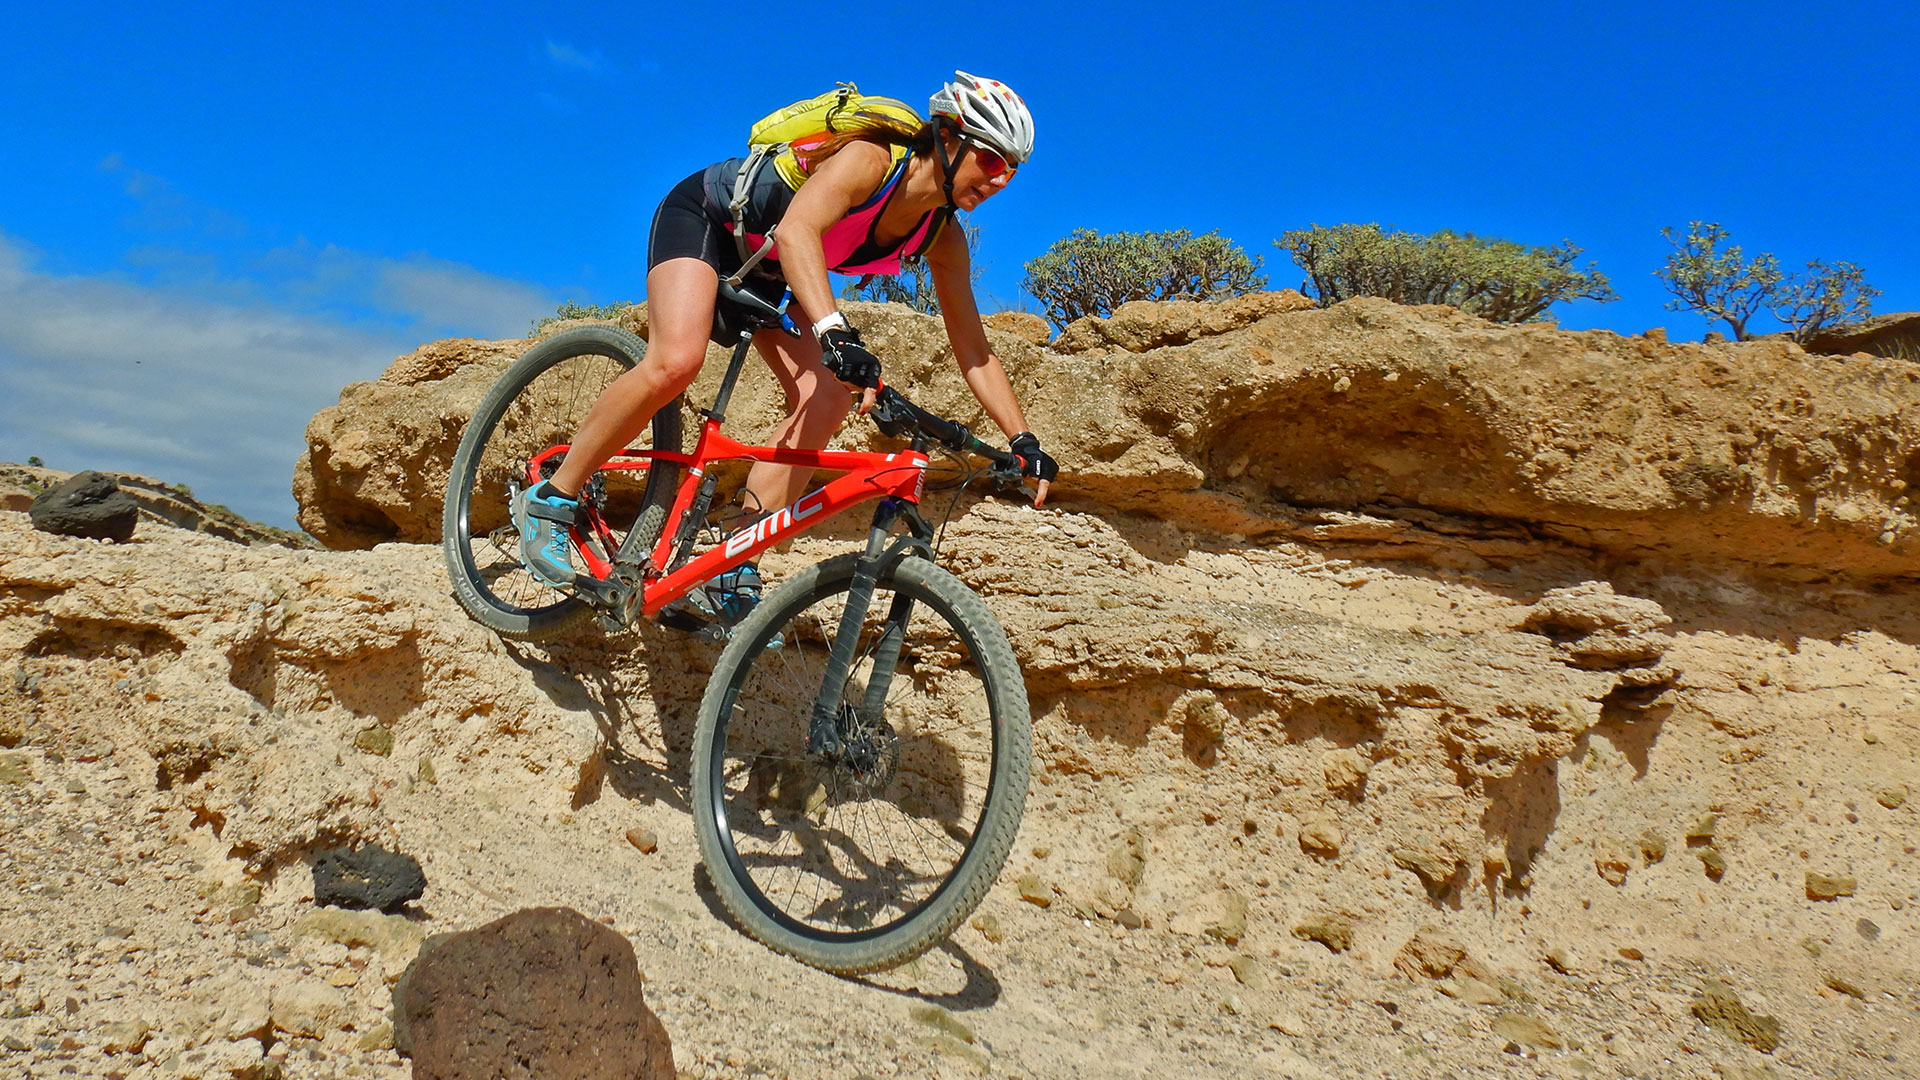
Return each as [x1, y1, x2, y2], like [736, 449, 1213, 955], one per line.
[832, 704, 899, 798]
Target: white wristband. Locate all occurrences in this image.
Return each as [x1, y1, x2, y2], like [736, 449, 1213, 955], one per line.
[811, 312, 849, 337]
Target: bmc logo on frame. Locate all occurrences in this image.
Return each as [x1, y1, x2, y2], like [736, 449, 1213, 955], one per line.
[723, 488, 830, 559]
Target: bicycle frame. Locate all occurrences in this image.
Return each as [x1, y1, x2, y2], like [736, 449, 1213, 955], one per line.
[518, 284, 950, 628]
[534, 429, 930, 618]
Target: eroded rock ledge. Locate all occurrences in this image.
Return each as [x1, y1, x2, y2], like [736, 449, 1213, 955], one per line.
[294, 296, 1920, 582]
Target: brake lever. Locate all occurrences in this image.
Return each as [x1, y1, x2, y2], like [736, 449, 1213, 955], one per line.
[864, 386, 914, 439]
[985, 459, 1027, 491]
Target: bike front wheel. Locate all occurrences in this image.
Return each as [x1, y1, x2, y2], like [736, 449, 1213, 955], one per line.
[442, 325, 682, 639]
[692, 552, 1032, 974]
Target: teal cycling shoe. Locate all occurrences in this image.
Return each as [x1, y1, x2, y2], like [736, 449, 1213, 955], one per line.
[511, 480, 581, 588]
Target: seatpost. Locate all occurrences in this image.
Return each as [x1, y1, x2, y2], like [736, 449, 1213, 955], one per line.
[705, 329, 757, 423]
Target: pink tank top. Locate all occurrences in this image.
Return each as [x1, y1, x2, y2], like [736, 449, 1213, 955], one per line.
[737, 156, 948, 276]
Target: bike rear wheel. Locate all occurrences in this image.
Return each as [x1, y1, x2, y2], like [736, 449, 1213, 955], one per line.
[442, 325, 682, 639]
[692, 552, 1031, 974]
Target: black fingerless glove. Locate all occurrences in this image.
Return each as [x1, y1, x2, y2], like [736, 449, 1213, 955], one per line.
[819, 326, 883, 391]
[1009, 431, 1058, 482]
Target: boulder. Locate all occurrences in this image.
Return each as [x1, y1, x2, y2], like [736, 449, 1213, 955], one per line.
[394, 906, 672, 1080]
[29, 471, 140, 542]
[982, 309, 1052, 345]
[270, 979, 350, 1040]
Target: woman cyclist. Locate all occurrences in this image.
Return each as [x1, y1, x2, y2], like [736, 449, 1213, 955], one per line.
[512, 71, 1058, 623]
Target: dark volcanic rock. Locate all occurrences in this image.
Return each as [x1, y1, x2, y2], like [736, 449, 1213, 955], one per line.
[29, 471, 140, 542]
[393, 906, 672, 1080]
[312, 844, 426, 912]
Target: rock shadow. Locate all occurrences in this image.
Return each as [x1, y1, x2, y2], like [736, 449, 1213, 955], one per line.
[1273, 689, 1387, 751]
[27, 616, 184, 663]
[1104, 513, 1195, 566]
[1476, 753, 1564, 906]
[1589, 699, 1673, 779]
[1040, 688, 1159, 751]
[1197, 368, 1519, 519]
[322, 637, 427, 728]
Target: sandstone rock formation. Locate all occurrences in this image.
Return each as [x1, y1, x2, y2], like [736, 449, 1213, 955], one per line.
[6, 295, 1919, 1079]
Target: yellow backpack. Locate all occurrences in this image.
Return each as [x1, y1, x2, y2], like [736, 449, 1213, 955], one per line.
[749, 83, 922, 170]
[728, 83, 923, 272]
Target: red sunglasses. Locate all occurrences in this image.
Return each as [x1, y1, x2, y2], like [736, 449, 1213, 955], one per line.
[965, 139, 1017, 179]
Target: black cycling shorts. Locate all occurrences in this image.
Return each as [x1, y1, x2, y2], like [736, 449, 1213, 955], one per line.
[647, 170, 733, 269]
[648, 168, 788, 344]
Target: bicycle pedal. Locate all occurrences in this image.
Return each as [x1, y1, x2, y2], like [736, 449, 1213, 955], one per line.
[659, 605, 729, 643]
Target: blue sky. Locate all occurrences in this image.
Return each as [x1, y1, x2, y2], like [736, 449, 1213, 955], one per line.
[3, 1, 1916, 527]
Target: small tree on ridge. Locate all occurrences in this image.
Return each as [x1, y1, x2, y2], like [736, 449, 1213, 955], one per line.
[1655, 221, 1878, 342]
[1276, 223, 1616, 322]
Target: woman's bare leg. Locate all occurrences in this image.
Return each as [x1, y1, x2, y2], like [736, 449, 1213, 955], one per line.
[740, 310, 852, 514]
[547, 258, 717, 497]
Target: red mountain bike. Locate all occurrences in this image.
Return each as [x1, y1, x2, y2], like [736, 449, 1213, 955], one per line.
[441, 281, 1032, 973]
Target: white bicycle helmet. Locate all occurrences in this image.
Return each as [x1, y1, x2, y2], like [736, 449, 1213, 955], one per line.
[929, 71, 1034, 165]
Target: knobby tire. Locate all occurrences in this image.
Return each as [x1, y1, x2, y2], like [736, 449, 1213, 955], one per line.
[692, 552, 1031, 974]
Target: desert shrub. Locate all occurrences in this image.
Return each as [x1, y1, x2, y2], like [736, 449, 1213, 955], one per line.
[1656, 221, 1879, 342]
[840, 221, 984, 316]
[1276, 223, 1616, 323]
[26, 456, 43, 467]
[1879, 339, 1920, 363]
[530, 300, 635, 337]
[1021, 228, 1267, 330]
[1770, 260, 1878, 343]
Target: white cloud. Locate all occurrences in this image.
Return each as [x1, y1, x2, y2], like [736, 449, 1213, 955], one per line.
[243, 242, 555, 340]
[101, 155, 249, 239]
[0, 232, 548, 528]
[379, 254, 556, 339]
[0, 157, 564, 529]
[544, 39, 609, 75]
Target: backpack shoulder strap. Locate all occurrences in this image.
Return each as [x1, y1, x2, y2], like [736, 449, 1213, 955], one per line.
[728, 145, 778, 268]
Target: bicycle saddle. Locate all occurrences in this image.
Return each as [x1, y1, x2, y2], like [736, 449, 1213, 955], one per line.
[711, 279, 797, 343]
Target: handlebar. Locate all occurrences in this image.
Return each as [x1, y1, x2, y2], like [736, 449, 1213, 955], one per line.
[869, 386, 1022, 473]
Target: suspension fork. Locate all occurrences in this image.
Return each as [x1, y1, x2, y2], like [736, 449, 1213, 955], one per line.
[806, 498, 935, 759]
